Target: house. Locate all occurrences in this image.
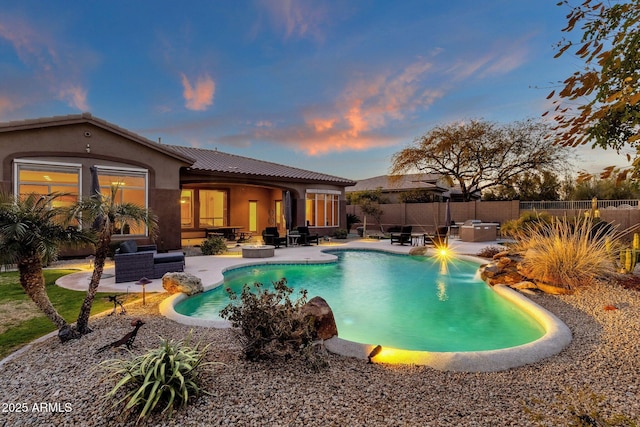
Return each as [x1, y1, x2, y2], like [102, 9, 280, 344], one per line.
[346, 173, 479, 203]
[0, 113, 355, 253]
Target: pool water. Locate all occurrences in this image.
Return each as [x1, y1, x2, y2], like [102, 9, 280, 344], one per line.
[175, 250, 545, 352]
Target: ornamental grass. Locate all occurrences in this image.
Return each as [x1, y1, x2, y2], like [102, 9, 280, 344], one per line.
[515, 216, 618, 291]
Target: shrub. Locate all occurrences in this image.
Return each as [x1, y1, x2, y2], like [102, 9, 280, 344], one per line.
[346, 213, 360, 232]
[524, 386, 637, 426]
[515, 216, 617, 291]
[501, 211, 553, 239]
[101, 336, 218, 422]
[200, 235, 227, 255]
[220, 278, 327, 369]
[332, 228, 348, 239]
[476, 246, 503, 258]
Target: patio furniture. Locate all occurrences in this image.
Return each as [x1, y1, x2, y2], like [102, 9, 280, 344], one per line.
[262, 227, 287, 248]
[114, 240, 185, 283]
[297, 226, 319, 245]
[424, 226, 449, 246]
[390, 225, 412, 245]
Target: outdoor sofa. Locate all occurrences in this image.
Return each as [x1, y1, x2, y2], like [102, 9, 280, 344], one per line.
[114, 240, 185, 283]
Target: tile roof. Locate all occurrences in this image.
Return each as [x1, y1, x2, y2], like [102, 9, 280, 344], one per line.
[0, 113, 355, 185]
[166, 144, 356, 185]
[0, 113, 194, 164]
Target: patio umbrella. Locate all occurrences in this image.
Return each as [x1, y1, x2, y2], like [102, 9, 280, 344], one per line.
[444, 199, 451, 228]
[444, 199, 451, 245]
[284, 190, 292, 231]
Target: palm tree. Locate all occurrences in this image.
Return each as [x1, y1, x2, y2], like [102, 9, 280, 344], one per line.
[70, 184, 157, 336]
[0, 193, 94, 340]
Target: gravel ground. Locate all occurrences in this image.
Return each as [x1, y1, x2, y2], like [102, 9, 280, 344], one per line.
[1, 282, 639, 426]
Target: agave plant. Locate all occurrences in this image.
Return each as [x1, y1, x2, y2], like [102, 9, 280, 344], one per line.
[101, 335, 220, 422]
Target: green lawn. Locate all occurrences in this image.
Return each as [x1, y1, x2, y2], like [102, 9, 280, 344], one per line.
[0, 269, 139, 359]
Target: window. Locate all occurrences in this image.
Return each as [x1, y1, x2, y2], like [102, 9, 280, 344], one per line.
[95, 166, 148, 235]
[180, 190, 194, 228]
[305, 190, 340, 227]
[14, 160, 80, 208]
[199, 189, 227, 227]
[249, 201, 257, 232]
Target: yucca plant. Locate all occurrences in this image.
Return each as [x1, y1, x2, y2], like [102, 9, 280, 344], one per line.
[101, 335, 219, 422]
[515, 216, 617, 291]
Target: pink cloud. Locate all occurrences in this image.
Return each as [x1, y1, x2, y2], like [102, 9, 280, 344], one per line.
[251, 59, 443, 155]
[181, 73, 215, 111]
[0, 17, 92, 112]
[0, 95, 22, 117]
[58, 85, 88, 111]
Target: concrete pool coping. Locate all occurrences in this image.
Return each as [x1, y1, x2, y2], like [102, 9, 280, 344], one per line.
[57, 238, 572, 371]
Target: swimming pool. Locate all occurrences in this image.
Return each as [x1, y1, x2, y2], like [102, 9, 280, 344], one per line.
[174, 249, 546, 352]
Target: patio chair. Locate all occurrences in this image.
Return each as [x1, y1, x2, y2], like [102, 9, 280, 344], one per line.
[390, 225, 412, 245]
[297, 226, 319, 245]
[425, 226, 449, 246]
[262, 227, 287, 248]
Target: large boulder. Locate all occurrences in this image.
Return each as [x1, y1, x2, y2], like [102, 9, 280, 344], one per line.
[302, 296, 338, 340]
[162, 272, 204, 296]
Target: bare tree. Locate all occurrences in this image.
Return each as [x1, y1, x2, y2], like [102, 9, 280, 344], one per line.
[391, 119, 568, 201]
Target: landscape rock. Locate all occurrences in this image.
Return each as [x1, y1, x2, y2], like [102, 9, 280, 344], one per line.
[162, 272, 204, 295]
[302, 296, 338, 340]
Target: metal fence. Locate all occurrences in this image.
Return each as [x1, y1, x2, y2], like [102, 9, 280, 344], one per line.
[520, 200, 639, 211]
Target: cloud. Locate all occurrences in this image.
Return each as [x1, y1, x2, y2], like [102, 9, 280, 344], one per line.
[448, 36, 531, 81]
[0, 16, 93, 112]
[57, 85, 89, 111]
[181, 73, 215, 111]
[239, 59, 443, 155]
[0, 95, 22, 117]
[256, 0, 328, 41]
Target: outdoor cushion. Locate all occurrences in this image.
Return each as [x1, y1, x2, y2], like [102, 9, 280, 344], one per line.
[119, 240, 138, 253]
[153, 252, 185, 264]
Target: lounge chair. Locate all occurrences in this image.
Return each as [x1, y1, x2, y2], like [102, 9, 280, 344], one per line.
[390, 225, 412, 245]
[262, 227, 287, 248]
[297, 226, 319, 245]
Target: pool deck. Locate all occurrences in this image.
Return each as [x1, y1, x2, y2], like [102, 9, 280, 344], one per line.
[55, 238, 502, 294]
[55, 238, 572, 372]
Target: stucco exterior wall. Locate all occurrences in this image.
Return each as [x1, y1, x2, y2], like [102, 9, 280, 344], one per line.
[0, 121, 190, 252]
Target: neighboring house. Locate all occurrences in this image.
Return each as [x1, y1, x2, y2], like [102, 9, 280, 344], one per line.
[346, 174, 479, 203]
[0, 113, 355, 254]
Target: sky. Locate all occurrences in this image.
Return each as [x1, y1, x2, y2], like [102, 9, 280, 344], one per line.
[0, 0, 632, 180]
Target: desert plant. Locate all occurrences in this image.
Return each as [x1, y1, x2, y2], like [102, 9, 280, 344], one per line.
[332, 228, 348, 239]
[500, 210, 553, 239]
[524, 386, 637, 426]
[220, 278, 327, 368]
[101, 335, 218, 422]
[346, 213, 360, 232]
[200, 235, 227, 255]
[476, 246, 503, 259]
[515, 216, 617, 291]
